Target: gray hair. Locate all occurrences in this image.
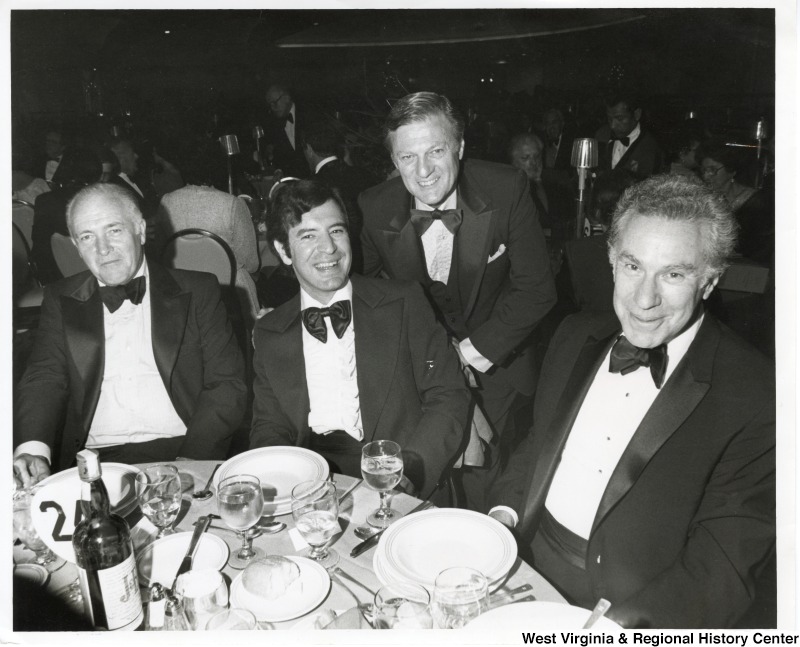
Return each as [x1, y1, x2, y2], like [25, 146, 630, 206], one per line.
[66, 183, 144, 237]
[508, 132, 544, 158]
[383, 92, 465, 152]
[607, 174, 738, 280]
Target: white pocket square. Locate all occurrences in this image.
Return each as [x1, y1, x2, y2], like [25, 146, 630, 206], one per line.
[487, 244, 507, 263]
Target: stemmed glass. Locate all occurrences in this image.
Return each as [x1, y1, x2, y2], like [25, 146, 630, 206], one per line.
[135, 464, 182, 539]
[12, 487, 65, 573]
[218, 474, 264, 569]
[290, 480, 340, 569]
[431, 567, 490, 629]
[361, 440, 404, 528]
[374, 582, 434, 629]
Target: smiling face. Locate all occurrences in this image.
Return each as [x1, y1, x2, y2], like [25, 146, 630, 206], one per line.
[389, 115, 464, 208]
[69, 193, 146, 286]
[612, 214, 717, 348]
[273, 199, 351, 304]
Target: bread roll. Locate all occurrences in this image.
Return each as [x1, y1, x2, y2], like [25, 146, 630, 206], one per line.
[242, 555, 302, 600]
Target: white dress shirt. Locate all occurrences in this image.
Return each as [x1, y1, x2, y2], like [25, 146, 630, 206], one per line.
[118, 172, 144, 198]
[45, 156, 62, 182]
[492, 315, 703, 532]
[416, 193, 492, 374]
[611, 122, 641, 169]
[301, 282, 363, 441]
[14, 261, 187, 464]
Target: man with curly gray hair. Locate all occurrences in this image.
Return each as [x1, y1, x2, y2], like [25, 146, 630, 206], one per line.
[489, 174, 775, 628]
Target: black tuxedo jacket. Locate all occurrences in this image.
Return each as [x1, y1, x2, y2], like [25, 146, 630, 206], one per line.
[358, 159, 556, 396]
[14, 261, 247, 470]
[250, 275, 470, 496]
[492, 312, 775, 627]
[598, 129, 665, 179]
[265, 106, 309, 179]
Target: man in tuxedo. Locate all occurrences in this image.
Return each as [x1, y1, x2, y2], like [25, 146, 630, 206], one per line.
[14, 183, 247, 487]
[109, 137, 158, 218]
[359, 92, 556, 511]
[542, 108, 575, 174]
[302, 117, 377, 274]
[597, 93, 664, 179]
[489, 175, 775, 628]
[265, 84, 309, 178]
[250, 180, 469, 499]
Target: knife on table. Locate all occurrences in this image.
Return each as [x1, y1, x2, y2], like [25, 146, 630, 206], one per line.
[172, 515, 211, 589]
[350, 500, 432, 558]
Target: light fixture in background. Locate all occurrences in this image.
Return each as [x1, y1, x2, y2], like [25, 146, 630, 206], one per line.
[219, 134, 240, 194]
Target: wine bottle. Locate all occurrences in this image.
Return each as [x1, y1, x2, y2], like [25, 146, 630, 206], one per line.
[72, 449, 143, 630]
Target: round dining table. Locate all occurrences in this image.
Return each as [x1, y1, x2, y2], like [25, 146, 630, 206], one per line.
[16, 459, 565, 631]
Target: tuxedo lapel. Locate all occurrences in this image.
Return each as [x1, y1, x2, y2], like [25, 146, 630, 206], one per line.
[62, 274, 105, 432]
[520, 326, 618, 534]
[148, 262, 191, 391]
[261, 294, 311, 437]
[457, 170, 497, 317]
[379, 192, 429, 284]
[351, 276, 399, 442]
[591, 317, 717, 532]
[614, 130, 647, 171]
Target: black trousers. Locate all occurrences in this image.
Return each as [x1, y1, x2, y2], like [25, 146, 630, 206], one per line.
[308, 430, 364, 480]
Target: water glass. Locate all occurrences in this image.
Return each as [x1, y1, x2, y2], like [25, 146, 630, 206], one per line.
[218, 474, 264, 568]
[174, 568, 229, 630]
[361, 440, 404, 528]
[205, 607, 258, 630]
[135, 464, 182, 538]
[431, 567, 489, 629]
[374, 582, 434, 629]
[290, 480, 339, 569]
[13, 488, 66, 573]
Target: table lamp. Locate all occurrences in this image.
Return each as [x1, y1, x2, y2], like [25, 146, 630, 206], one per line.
[219, 134, 240, 194]
[570, 138, 598, 239]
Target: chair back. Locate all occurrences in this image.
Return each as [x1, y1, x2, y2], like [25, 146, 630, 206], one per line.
[160, 228, 236, 289]
[12, 199, 35, 249]
[51, 233, 88, 277]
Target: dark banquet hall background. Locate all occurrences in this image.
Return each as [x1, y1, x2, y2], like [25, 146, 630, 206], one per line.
[9, 6, 783, 357]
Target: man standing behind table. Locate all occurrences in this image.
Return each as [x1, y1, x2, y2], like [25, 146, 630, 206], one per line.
[264, 84, 309, 179]
[250, 180, 470, 499]
[488, 175, 775, 628]
[14, 183, 247, 487]
[359, 92, 556, 511]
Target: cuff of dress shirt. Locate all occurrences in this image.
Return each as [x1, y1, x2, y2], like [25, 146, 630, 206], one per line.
[459, 338, 494, 373]
[488, 505, 518, 528]
[14, 441, 52, 465]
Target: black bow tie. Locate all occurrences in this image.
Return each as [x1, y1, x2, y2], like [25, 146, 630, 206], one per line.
[409, 208, 462, 236]
[610, 135, 631, 147]
[98, 276, 146, 313]
[302, 300, 351, 343]
[608, 335, 668, 389]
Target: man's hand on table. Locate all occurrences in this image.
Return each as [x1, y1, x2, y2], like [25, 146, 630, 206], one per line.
[13, 454, 51, 488]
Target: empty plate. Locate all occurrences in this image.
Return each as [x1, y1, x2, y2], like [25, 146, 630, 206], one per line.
[136, 531, 229, 587]
[214, 447, 329, 516]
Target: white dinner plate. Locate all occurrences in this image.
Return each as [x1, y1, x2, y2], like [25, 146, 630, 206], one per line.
[14, 563, 50, 587]
[214, 447, 329, 516]
[465, 601, 622, 630]
[136, 531, 230, 587]
[230, 556, 331, 622]
[31, 463, 141, 563]
[375, 508, 517, 590]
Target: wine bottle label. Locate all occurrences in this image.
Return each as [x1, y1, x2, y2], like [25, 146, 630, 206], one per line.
[79, 554, 143, 630]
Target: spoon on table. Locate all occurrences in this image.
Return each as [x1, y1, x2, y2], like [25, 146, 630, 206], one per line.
[354, 525, 380, 541]
[192, 464, 221, 501]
